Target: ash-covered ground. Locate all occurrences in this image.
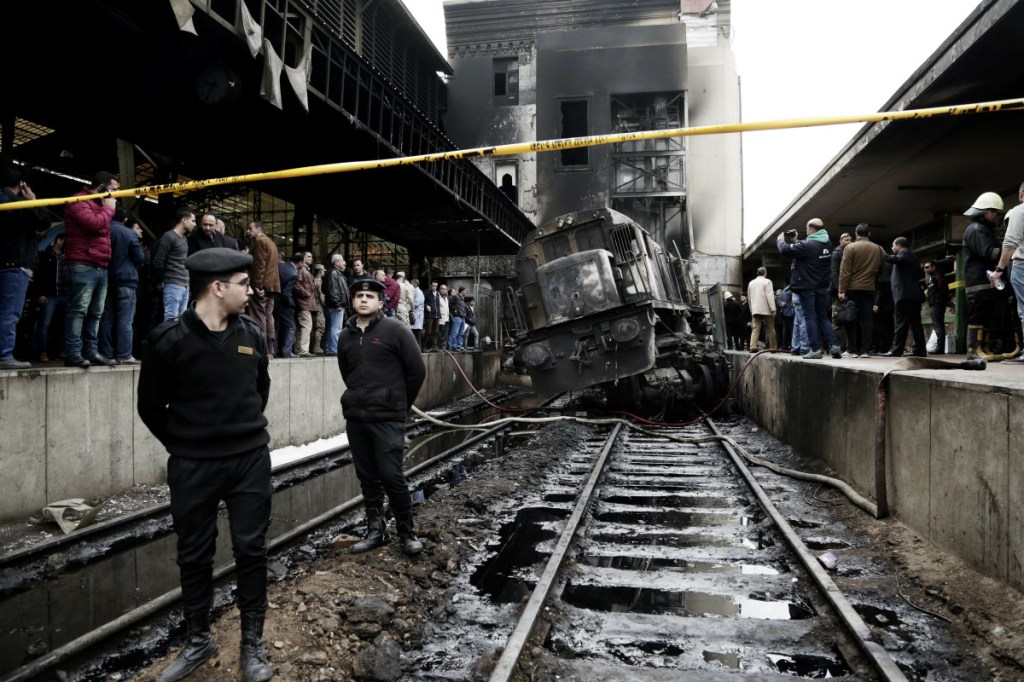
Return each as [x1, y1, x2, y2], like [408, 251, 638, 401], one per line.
[4, 406, 1022, 681]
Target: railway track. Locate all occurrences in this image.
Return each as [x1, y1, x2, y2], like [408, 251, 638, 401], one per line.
[481, 416, 908, 681]
[4, 396, 977, 680]
[0, 389, 532, 682]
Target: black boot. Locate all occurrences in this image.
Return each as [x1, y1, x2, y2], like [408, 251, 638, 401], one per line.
[350, 507, 390, 554]
[157, 612, 218, 682]
[240, 611, 274, 682]
[395, 513, 424, 556]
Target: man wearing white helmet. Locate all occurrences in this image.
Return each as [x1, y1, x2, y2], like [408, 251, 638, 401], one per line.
[962, 191, 1007, 361]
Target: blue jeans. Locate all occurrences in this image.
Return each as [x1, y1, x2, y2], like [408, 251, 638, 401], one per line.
[99, 286, 138, 360]
[65, 264, 108, 357]
[1011, 261, 1024, 344]
[447, 316, 465, 349]
[163, 283, 189, 320]
[35, 294, 67, 357]
[0, 267, 31, 361]
[324, 307, 344, 353]
[791, 292, 808, 351]
[798, 287, 837, 352]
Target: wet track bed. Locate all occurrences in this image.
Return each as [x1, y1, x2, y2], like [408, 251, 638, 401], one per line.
[0, 396, 998, 681]
[0, 388, 537, 681]
[402, 411, 987, 682]
[472, 421, 877, 680]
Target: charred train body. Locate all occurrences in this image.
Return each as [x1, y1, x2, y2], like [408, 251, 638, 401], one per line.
[509, 208, 729, 416]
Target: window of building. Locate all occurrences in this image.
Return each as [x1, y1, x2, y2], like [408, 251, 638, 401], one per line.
[560, 99, 589, 167]
[493, 57, 519, 104]
[496, 161, 519, 205]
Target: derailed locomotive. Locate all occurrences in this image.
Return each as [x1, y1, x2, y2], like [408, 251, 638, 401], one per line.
[508, 207, 730, 417]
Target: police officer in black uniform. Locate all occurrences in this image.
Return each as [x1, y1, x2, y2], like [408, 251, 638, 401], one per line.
[138, 248, 274, 682]
[338, 278, 427, 555]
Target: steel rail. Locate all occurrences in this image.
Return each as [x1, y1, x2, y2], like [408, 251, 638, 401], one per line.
[705, 417, 908, 682]
[488, 423, 623, 682]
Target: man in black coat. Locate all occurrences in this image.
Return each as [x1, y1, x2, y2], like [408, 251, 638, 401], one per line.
[881, 237, 926, 357]
[188, 213, 235, 254]
[923, 259, 950, 354]
[338, 278, 427, 556]
[422, 280, 442, 351]
[138, 248, 274, 682]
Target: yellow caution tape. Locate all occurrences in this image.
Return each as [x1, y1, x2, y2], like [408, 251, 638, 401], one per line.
[5, 97, 1024, 212]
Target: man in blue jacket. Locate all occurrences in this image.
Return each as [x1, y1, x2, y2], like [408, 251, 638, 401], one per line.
[338, 278, 427, 556]
[99, 207, 145, 363]
[777, 218, 841, 360]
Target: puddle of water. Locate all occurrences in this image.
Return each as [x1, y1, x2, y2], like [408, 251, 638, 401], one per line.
[854, 603, 901, 627]
[804, 539, 852, 551]
[594, 510, 736, 526]
[469, 507, 570, 603]
[703, 649, 740, 668]
[591, 531, 739, 549]
[601, 493, 735, 508]
[578, 555, 779, 575]
[768, 650, 852, 677]
[561, 584, 815, 619]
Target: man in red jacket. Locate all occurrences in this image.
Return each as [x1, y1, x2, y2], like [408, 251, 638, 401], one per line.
[63, 172, 118, 368]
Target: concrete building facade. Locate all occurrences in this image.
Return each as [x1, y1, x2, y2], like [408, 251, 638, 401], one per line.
[443, 0, 743, 288]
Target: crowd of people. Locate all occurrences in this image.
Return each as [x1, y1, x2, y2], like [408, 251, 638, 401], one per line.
[0, 165, 481, 371]
[726, 189, 1024, 363]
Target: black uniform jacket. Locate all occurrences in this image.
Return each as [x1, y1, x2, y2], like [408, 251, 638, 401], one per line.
[337, 312, 426, 422]
[138, 308, 271, 458]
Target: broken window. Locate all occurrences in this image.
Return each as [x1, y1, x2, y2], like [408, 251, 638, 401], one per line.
[493, 57, 519, 104]
[560, 99, 589, 167]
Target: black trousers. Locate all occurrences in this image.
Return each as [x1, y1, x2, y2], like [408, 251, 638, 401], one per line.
[929, 303, 946, 350]
[847, 290, 875, 355]
[168, 447, 272, 616]
[891, 298, 926, 355]
[347, 419, 414, 516]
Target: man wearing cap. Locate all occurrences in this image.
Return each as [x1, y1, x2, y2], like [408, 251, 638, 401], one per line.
[337, 277, 427, 556]
[722, 291, 743, 350]
[963, 191, 1008, 360]
[138, 248, 274, 682]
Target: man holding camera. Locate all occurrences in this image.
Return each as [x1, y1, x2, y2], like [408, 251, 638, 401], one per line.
[777, 218, 841, 360]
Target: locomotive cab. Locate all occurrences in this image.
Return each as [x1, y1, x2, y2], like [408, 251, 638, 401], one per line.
[511, 208, 729, 416]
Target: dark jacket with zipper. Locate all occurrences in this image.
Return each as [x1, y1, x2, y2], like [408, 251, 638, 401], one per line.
[137, 308, 270, 458]
[337, 311, 425, 422]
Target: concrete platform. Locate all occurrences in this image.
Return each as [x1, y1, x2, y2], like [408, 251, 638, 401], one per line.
[730, 349, 1024, 594]
[0, 351, 499, 524]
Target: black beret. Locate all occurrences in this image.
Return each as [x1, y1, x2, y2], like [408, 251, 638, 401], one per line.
[186, 247, 253, 275]
[350, 278, 385, 296]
